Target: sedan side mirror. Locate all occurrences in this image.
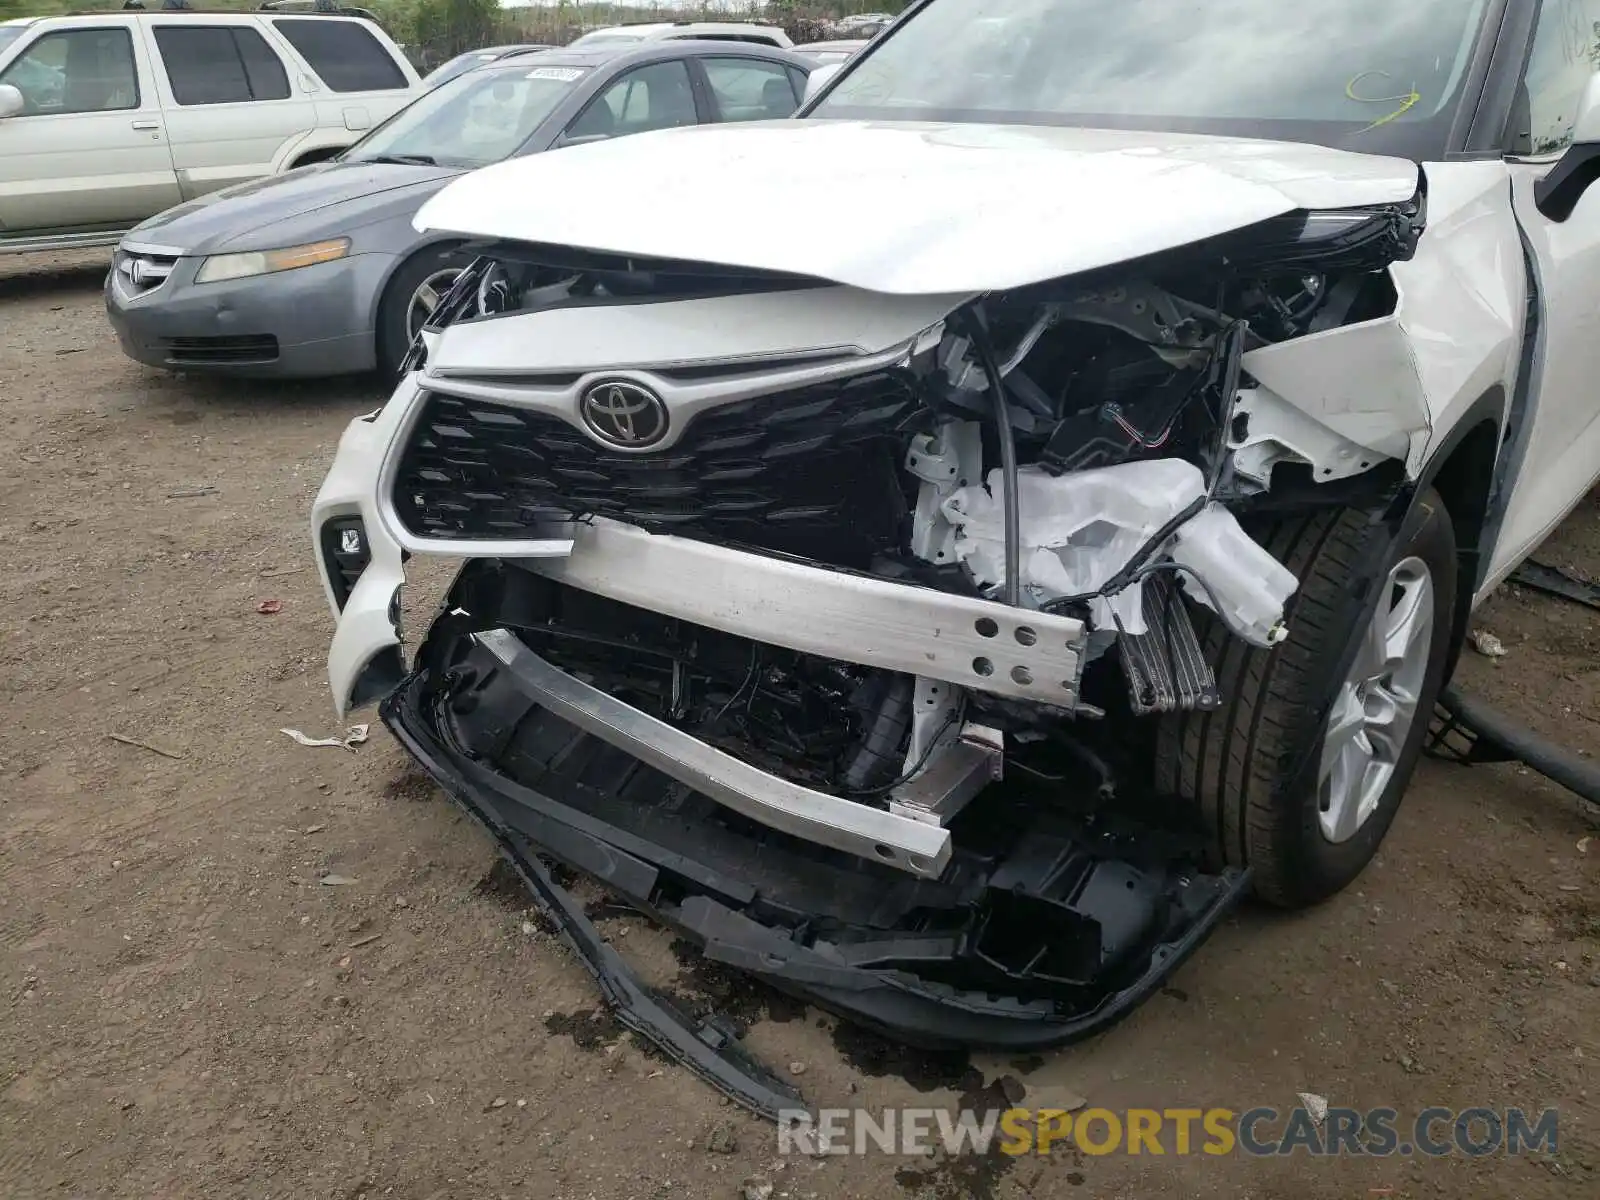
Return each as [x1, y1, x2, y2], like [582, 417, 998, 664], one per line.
[803, 62, 842, 104]
[0, 84, 25, 120]
[1534, 73, 1600, 222]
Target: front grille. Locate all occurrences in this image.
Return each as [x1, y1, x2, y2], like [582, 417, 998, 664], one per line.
[391, 370, 922, 564]
[113, 249, 179, 297]
[160, 335, 280, 365]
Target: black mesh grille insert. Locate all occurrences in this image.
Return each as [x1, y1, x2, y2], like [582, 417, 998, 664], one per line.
[390, 370, 923, 564]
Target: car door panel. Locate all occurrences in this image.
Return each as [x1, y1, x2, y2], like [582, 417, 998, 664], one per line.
[1485, 166, 1600, 586]
[142, 22, 318, 199]
[0, 23, 180, 234]
[1484, 0, 1600, 587]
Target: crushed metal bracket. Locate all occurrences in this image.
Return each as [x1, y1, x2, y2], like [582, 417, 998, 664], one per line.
[889, 722, 1004, 826]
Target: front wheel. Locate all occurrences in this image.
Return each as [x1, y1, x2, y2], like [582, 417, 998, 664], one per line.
[1155, 490, 1458, 908]
[375, 246, 469, 379]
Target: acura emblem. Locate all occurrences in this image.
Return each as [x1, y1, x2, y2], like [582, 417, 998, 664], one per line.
[579, 379, 669, 449]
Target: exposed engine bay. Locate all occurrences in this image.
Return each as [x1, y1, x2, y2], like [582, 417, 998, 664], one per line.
[398, 194, 1421, 763]
[355, 190, 1428, 1104]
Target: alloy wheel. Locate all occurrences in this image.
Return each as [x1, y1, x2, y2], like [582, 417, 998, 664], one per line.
[1316, 555, 1434, 843]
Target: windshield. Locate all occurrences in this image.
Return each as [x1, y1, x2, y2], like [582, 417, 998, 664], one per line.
[347, 63, 590, 168]
[0, 27, 27, 58]
[812, 0, 1492, 157]
[422, 50, 506, 89]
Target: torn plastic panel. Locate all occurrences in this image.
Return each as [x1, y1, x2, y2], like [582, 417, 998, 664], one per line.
[383, 571, 1254, 1065]
[385, 693, 807, 1119]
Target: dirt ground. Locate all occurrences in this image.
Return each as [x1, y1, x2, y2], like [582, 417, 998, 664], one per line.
[0, 251, 1596, 1200]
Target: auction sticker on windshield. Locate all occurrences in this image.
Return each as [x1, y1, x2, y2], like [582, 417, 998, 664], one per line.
[529, 67, 586, 82]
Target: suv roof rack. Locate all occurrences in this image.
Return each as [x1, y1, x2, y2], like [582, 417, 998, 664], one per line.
[98, 0, 378, 18]
[601, 19, 776, 29]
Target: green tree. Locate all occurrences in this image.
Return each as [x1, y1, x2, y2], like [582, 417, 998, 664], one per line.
[406, 0, 499, 64]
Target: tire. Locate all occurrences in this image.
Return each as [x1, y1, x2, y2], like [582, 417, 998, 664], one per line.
[375, 245, 469, 379]
[1154, 489, 1457, 908]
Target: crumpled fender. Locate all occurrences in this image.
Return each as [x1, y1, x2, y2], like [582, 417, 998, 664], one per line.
[1236, 161, 1525, 483]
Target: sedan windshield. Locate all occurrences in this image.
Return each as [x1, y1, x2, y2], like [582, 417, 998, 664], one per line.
[346, 63, 590, 168]
[421, 50, 509, 90]
[812, 0, 1492, 158]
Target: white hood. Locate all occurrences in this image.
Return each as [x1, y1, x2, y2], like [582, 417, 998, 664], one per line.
[415, 120, 1420, 295]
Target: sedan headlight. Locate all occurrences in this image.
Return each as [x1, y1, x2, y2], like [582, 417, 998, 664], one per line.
[194, 238, 351, 284]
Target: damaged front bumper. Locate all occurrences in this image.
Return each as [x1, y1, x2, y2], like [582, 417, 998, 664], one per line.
[380, 564, 1249, 1068]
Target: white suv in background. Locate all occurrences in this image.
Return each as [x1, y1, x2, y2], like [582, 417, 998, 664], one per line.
[0, 8, 420, 254]
[569, 22, 793, 50]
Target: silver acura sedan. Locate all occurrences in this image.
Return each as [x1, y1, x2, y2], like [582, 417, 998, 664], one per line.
[105, 40, 811, 378]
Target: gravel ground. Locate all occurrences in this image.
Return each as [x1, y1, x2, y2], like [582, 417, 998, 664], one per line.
[1, 250, 1596, 1200]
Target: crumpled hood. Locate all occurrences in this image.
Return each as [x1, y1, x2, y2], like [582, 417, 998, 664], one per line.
[414, 120, 1422, 294]
[131, 161, 461, 254]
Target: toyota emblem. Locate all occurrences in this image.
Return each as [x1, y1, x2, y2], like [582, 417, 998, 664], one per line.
[578, 379, 669, 449]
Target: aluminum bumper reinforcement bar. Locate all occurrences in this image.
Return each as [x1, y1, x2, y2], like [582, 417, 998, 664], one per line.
[476, 628, 954, 878]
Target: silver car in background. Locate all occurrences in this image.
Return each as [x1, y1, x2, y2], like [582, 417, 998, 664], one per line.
[104, 41, 812, 378]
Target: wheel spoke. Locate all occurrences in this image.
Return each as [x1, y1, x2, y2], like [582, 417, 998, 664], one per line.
[1320, 684, 1366, 776]
[1363, 712, 1405, 765]
[1317, 554, 1435, 845]
[1351, 603, 1389, 681]
[1322, 726, 1375, 842]
[1364, 680, 1418, 760]
[415, 283, 441, 314]
[1382, 570, 1433, 675]
[1327, 741, 1376, 842]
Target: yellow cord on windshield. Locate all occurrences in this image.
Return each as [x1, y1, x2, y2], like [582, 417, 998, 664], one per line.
[1345, 71, 1422, 132]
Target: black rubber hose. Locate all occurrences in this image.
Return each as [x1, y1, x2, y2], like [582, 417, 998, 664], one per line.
[958, 309, 1022, 608]
[1440, 684, 1600, 806]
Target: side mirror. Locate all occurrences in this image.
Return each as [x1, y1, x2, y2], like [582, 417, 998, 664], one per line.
[1535, 74, 1600, 222]
[0, 84, 25, 120]
[803, 62, 842, 103]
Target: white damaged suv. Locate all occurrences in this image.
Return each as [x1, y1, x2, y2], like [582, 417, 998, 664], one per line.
[311, 0, 1600, 1059]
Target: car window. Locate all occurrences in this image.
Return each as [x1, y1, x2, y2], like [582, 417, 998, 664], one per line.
[1520, 0, 1600, 155]
[153, 26, 291, 105]
[271, 17, 407, 92]
[347, 64, 591, 168]
[566, 60, 698, 140]
[0, 28, 139, 115]
[702, 58, 798, 121]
